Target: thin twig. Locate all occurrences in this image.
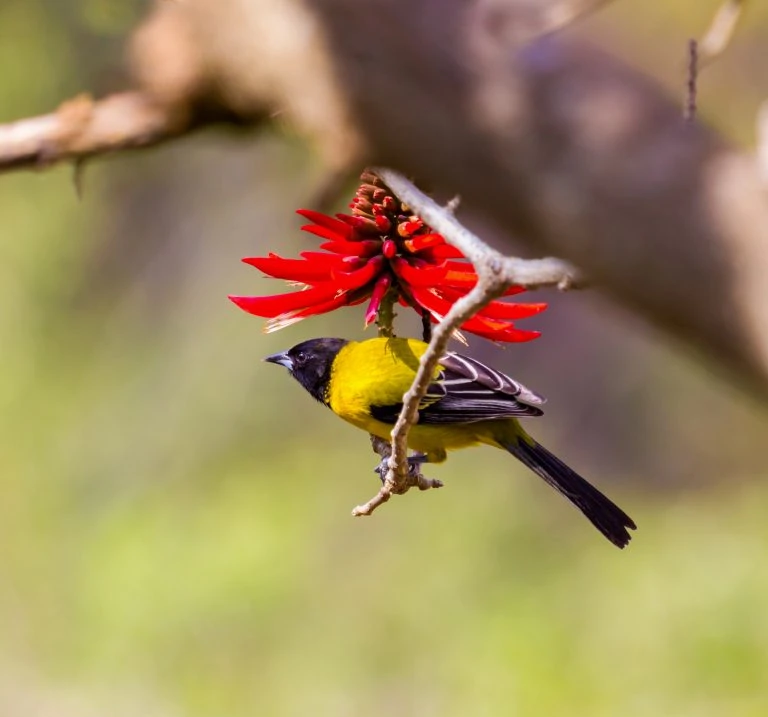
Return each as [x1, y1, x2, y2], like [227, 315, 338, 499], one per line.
[683, 1, 747, 123]
[354, 436, 444, 517]
[351, 169, 583, 516]
[0, 92, 186, 173]
[684, 1, 746, 123]
[352, 278, 508, 516]
[445, 195, 461, 214]
[699, 0, 747, 65]
[684, 39, 698, 122]
[757, 100, 768, 187]
[375, 169, 584, 288]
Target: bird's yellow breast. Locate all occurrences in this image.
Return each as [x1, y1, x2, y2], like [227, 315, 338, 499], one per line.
[326, 337, 428, 423]
[324, 337, 508, 457]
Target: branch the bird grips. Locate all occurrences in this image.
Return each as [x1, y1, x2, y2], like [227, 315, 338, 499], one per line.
[237, 170, 633, 547]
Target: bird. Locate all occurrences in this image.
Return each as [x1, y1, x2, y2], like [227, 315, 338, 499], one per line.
[265, 336, 636, 548]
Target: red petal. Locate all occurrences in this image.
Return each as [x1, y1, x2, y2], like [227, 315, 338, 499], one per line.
[403, 234, 467, 261]
[461, 317, 541, 342]
[403, 233, 445, 252]
[382, 239, 397, 259]
[439, 269, 478, 289]
[459, 312, 524, 334]
[397, 219, 425, 238]
[298, 251, 359, 268]
[438, 287, 547, 319]
[301, 224, 350, 243]
[408, 286, 454, 319]
[397, 286, 436, 320]
[228, 283, 344, 317]
[342, 215, 380, 235]
[479, 300, 547, 320]
[318, 239, 382, 257]
[364, 273, 393, 326]
[331, 256, 384, 289]
[296, 209, 353, 238]
[417, 244, 466, 261]
[264, 291, 352, 332]
[391, 258, 448, 288]
[443, 261, 473, 271]
[407, 288, 540, 342]
[243, 255, 336, 282]
[430, 262, 525, 296]
[430, 262, 482, 290]
[295, 292, 350, 317]
[345, 289, 371, 307]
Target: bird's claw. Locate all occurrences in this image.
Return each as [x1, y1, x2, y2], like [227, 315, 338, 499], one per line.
[374, 453, 427, 481]
[373, 453, 442, 491]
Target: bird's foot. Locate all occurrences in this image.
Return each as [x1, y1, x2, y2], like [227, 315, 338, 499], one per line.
[374, 453, 425, 482]
[374, 453, 443, 492]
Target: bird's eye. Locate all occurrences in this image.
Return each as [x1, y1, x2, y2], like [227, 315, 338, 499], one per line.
[295, 351, 308, 365]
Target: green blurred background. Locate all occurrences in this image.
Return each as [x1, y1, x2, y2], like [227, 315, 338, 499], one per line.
[1, 1, 768, 715]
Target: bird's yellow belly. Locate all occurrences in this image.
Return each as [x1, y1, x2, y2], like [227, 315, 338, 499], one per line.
[324, 340, 513, 461]
[341, 410, 504, 461]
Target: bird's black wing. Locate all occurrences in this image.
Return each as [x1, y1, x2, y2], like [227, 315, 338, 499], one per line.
[370, 350, 545, 424]
[437, 352, 545, 407]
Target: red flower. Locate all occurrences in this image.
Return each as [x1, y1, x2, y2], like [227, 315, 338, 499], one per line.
[229, 173, 546, 342]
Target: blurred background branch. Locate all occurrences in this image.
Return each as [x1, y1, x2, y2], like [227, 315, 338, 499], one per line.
[699, 0, 747, 63]
[0, 92, 185, 171]
[758, 100, 768, 184]
[0, 0, 767, 396]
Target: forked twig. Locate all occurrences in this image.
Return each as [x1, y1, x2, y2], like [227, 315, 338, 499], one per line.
[699, 0, 747, 64]
[351, 169, 583, 516]
[685, 1, 748, 121]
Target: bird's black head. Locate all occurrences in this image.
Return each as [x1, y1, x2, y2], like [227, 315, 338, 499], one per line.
[264, 337, 349, 404]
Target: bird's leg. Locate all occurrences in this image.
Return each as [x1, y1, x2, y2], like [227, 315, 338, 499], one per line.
[410, 453, 444, 491]
[373, 451, 443, 493]
[354, 436, 444, 517]
[374, 452, 431, 484]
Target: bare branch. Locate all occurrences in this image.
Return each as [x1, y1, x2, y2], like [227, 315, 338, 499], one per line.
[686, 1, 746, 121]
[699, 0, 747, 64]
[0, 93, 186, 172]
[351, 277, 508, 517]
[444, 195, 461, 215]
[757, 100, 768, 187]
[0, 0, 767, 392]
[352, 170, 581, 516]
[684, 39, 698, 122]
[351, 436, 444, 517]
[375, 169, 585, 288]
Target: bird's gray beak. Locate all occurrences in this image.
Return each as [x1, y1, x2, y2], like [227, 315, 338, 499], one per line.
[263, 351, 292, 369]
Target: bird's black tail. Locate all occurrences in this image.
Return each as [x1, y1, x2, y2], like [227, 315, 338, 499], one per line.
[502, 437, 636, 548]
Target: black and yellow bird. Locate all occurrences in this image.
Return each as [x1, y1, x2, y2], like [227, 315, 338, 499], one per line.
[265, 337, 636, 548]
